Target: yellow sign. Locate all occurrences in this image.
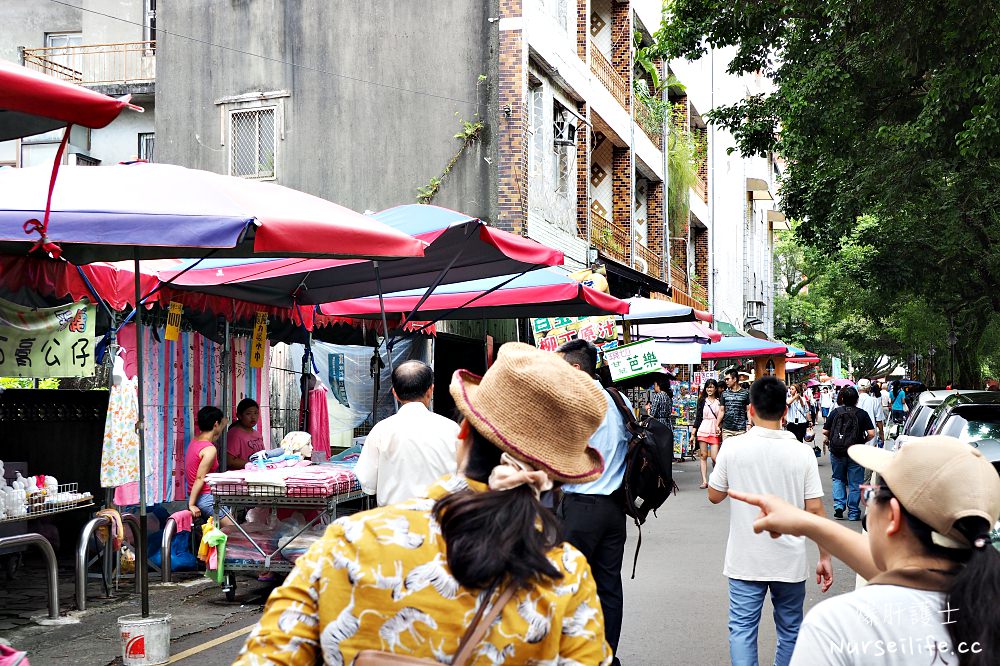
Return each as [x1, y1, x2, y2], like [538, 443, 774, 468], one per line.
[250, 312, 268, 369]
[164, 301, 183, 342]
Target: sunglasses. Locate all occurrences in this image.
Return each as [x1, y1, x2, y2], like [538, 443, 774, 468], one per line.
[860, 484, 883, 504]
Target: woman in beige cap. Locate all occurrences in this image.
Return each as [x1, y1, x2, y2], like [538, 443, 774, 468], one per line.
[236, 342, 613, 666]
[729, 436, 1000, 665]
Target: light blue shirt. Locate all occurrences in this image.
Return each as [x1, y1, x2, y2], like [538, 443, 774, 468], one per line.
[563, 379, 630, 495]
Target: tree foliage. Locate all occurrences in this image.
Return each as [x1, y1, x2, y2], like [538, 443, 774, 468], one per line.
[656, 0, 1000, 385]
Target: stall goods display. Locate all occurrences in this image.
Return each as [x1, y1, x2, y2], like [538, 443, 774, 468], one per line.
[0, 460, 92, 521]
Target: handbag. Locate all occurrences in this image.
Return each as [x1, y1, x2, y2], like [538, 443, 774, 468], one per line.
[355, 581, 517, 665]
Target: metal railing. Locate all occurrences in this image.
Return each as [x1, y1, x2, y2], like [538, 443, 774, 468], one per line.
[0, 533, 59, 619]
[22, 41, 156, 86]
[590, 45, 629, 110]
[591, 211, 630, 265]
[633, 242, 662, 279]
[76, 514, 141, 611]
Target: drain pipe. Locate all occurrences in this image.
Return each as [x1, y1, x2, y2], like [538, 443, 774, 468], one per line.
[708, 46, 717, 316]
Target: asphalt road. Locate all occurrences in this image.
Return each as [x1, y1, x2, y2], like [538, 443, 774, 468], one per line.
[155, 432, 861, 666]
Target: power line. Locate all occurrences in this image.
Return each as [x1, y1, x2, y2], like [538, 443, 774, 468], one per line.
[45, 0, 477, 106]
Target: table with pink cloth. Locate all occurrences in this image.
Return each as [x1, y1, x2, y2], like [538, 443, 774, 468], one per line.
[206, 462, 359, 498]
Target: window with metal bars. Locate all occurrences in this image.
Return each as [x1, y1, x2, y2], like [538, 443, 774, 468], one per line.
[229, 108, 277, 180]
[138, 132, 154, 162]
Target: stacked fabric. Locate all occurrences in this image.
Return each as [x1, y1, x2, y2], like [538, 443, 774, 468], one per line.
[205, 470, 249, 495]
[285, 464, 359, 497]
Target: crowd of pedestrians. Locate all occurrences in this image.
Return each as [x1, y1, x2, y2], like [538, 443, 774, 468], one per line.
[231, 344, 999, 666]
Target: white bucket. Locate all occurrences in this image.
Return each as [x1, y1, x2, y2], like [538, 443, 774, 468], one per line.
[118, 613, 171, 666]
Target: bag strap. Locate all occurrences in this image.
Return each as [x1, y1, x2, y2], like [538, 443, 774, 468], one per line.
[605, 386, 640, 433]
[451, 582, 517, 666]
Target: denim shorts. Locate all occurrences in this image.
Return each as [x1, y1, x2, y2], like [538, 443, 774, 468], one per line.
[195, 493, 231, 519]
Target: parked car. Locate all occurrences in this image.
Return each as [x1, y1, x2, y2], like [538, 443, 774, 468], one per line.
[889, 389, 956, 448]
[922, 391, 1000, 441]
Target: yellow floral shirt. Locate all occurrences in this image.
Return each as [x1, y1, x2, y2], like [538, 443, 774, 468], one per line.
[235, 475, 612, 666]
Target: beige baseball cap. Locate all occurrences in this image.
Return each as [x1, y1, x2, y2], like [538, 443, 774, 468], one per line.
[849, 436, 1000, 548]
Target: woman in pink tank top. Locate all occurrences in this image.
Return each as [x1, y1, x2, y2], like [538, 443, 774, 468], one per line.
[691, 379, 725, 489]
[185, 406, 227, 521]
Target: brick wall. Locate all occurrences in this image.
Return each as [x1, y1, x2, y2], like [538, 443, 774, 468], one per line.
[670, 220, 689, 288]
[693, 225, 709, 293]
[694, 125, 708, 203]
[673, 95, 689, 129]
[577, 0, 588, 60]
[497, 0, 528, 234]
[647, 179, 664, 271]
[576, 101, 589, 237]
[610, 1, 630, 112]
[612, 145, 631, 259]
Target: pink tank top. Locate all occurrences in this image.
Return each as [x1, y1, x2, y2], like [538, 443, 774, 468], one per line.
[185, 439, 219, 496]
[697, 399, 721, 436]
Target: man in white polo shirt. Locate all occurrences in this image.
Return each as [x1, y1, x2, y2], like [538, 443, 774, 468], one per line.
[708, 376, 834, 666]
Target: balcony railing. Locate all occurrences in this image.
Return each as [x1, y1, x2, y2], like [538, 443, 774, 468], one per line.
[633, 242, 662, 279]
[22, 41, 156, 86]
[693, 175, 707, 203]
[591, 211, 630, 265]
[633, 102, 662, 147]
[670, 261, 688, 291]
[690, 280, 709, 306]
[590, 45, 629, 110]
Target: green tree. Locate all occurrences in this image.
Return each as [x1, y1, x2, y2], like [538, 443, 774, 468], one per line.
[656, 0, 1000, 386]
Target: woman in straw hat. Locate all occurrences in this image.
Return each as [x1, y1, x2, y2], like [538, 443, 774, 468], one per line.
[728, 436, 1000, 665]
[236, 342, 613, 666]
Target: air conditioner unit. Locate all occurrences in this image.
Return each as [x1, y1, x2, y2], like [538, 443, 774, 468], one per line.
[553, 107, 577, 146]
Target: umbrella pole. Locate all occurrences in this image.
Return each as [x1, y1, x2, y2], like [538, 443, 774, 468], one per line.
[219, 317, 230, 472]
[132, 251, 150, 618]
[373, 262, 397, 414]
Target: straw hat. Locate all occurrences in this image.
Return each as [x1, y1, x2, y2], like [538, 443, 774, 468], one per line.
[850, 436, 1000, 548]
[450, 342, 607, 483]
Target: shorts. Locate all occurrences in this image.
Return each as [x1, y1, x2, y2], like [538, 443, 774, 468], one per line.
[194, 493, 231, 520]
[698, 434, 721, 447]
[722, 429, 744, 441]
[821, 407, 830, 418]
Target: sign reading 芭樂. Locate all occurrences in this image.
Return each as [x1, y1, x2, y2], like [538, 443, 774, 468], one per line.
[0, 297, 96, 378]
[605, 339, 662, 381]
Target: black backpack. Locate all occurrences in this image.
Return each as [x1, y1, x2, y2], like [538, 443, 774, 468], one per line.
[606, 387, 678, 577]
[827, 406, 859, 457]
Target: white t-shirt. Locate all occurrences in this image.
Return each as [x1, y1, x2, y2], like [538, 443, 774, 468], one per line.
[708, 427, 824, 582]
[790, 585, 956, 666]
[354, 401, 460, 506]
[857, 392, 885, 437]
[821, 392, 833, 409]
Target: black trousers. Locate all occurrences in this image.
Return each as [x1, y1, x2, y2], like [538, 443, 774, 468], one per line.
[558, 492, 627, 660]
[786, 421, 809, 442]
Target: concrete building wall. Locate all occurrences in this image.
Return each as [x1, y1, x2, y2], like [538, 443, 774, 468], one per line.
[89, 99, 155, 164]
[156, 0, 497, 222]
[83, 0, 145, 44]
[672, 47, 779, 334]
[0, 0, 81, 63]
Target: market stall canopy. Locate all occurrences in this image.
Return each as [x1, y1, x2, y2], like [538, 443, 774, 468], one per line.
[317, 267, 628, 320]
[635, 321, 722, 344]
[162, 204, 564, 307]
[700, 336, 788, 360]
[0, 164, 427, 263]
[0, 60, 141, 140]
[620, 297, 713, 324]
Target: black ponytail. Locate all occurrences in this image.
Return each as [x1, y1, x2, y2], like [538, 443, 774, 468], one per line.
[875, 485, 1000, 665]
[432, 426, 563, 590]
[946, 517, 1000, 666]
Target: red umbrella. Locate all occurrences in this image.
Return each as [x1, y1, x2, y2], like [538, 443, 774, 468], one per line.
[0, 59, 140, 140]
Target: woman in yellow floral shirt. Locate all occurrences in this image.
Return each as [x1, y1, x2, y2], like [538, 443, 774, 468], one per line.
[235, 343, 613, 665]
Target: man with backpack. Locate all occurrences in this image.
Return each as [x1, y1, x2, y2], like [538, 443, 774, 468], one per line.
[556, 339, 630, 666]
[708, 376, 833, 666]
[822, 386, 876, 521]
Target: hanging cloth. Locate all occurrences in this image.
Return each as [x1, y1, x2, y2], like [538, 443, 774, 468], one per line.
[100, 376, 141, 488]
[308, 387, 331, 458]
[202, 525, 228, 583]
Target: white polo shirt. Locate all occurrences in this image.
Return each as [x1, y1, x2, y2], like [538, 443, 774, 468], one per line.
[709, 426, 824, 582]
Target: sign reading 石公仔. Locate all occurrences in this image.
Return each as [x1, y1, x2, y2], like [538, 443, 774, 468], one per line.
[0, 297, 96, 378]
[605, 339, 662, 381]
